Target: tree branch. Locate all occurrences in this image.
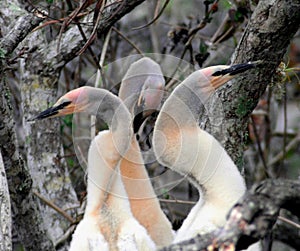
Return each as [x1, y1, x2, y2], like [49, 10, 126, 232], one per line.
[205, 0, 300, 168]
[0, 2, 55, 250]
[0, 66, 55, 251]
[0, 12, 44, 56]
[0, 152, 12, 251]
[30, 0, 147, 76]
[273, 215, 300, 250]
[161, 179, 300, 251]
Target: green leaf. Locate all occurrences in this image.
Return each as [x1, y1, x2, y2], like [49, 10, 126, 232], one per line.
[0, 48, 7, 58]
[220, 0, 233, 10]
[199, 41, 208, 54]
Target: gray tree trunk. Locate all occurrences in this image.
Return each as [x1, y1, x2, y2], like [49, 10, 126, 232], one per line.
[0, 55, 55, 250]
[0, 152, 12, 251]
[18, 14, 79, 251]
[0, 2, 57, 250]
[0, 0, 147, 250]
[204, 0, 300, 170]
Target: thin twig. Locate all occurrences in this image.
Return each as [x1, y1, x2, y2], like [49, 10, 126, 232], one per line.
[132, 0, 171, 30]
[281, 84, 288, 174]
[210, 13, 229, 43]
[112, 26, 143, 54]
[159, 198, 196, 205]
[165, 63, 192, 90]
[165, 45, 191, 89]
[278, 216, 300, 229]
[272, 131, 297, 137]
[153, 0, 161, 18]
[166, 1, 220, 88]
[76, 22, 102, 70]
[250, 116, 270, 178]
[97, 27, 112, 89]
[77, 0, 107, 55]
[76, 141, 89, 169]
[268, 133, 300, 167]
[56, 153, 77, 160]
[213, 26, 234, 45]
[57, 0, 95, 52]
[264, 89, 273, 176]
[54, 225, 77, 248]
[33, 190, 75, 224]
[91, 28, 112, 138]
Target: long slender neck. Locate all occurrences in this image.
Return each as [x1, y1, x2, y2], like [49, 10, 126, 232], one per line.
[85, 131, 131, 216]
[190, 129, 246, 205]
[84, 131, 136, 251]
[153, 70, 216, 168]
[153, 70, 245, 203]
[80, 87, 133, 215]
[84, 87, 133, 157]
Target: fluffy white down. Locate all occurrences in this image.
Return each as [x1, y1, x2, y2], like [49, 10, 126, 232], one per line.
[117, 218, 156, 251]
[69, 216, 109, 251]
[174, 199, 230, 243]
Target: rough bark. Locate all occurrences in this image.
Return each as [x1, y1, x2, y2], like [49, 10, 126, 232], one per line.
[1, 0, 147, 249]
[0, 3, 56, 250]
[0, 152, 12, 251]
[19, 31, 78, 251]
[205, 0, 300, 169]
[29, 0, 147, 75]
[1, 0, 298, 250]
[19, 0, 146, 247]
[0, 13, 43, 55]
[160, 179, 300, 251]
[0, 78, 54, 251]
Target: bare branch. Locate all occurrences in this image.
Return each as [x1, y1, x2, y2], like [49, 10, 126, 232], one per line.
[205, 0, 300, 167]
[0, 12, 44, 56]
[112, 26, 143, 54]
[132, 0, 171, 30]
[161, 179, 300, 251]
[33, 190, 75, 224]
[27, 0, 147, 75]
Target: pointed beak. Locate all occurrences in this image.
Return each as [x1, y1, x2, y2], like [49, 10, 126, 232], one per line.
[210, 61, 260, 89]
[212, 61, 260, 77]
[34, 101, 72, 120]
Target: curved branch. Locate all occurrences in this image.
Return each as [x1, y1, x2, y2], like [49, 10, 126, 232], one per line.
[34, 0, 147, 75]
[0, 12, 44, 56]
[160, 179, 300, 251]
[132, 0, 171, 30]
